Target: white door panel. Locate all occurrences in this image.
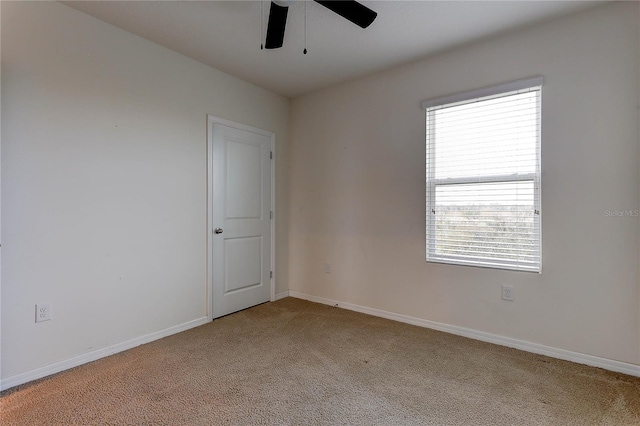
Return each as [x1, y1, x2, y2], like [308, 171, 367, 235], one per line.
[210, 119, 272, 318]
[225, 139, 262, 219]
[224, 236, 262, 294]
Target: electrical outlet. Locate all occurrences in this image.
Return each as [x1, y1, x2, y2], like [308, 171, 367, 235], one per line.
[324, 263, 331, 274]
[502, 285, 514, 301]
[36, 303, 52, 323]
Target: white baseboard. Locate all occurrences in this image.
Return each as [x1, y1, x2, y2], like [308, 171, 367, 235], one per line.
[288, 291, 640, 378]
[274, 290, 290, 301]
[5, 293, 638, 391]
[0, 316, 210, 391]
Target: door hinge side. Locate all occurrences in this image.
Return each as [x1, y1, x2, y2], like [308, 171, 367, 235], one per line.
[270, 151, 273, 160]
[270, 271, 273, 279]
[270, 211, 273, 219]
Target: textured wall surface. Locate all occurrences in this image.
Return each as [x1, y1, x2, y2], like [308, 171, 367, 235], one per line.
[1, 1, 289, 379]
[289, 2, 640, 365]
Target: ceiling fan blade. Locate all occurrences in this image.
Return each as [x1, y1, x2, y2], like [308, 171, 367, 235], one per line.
[314, 1, 377, 29]
[265, 1, 289, 49]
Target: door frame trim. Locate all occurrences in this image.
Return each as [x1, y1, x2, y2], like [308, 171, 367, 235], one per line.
[206, 115, 276, 321]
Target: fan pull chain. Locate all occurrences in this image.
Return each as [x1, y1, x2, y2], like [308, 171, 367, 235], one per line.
[260, 1, 264, 50]
[303, 0, 308, 54]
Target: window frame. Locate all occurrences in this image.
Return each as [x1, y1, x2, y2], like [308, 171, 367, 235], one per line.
[424, 77, 543, 273]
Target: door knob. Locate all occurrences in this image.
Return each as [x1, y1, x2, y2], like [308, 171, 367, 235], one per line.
[214, 227, 223, 234]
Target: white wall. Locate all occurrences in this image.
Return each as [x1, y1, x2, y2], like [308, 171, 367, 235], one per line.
[289, 2, 640, 365]
[1, 1, 289, 382]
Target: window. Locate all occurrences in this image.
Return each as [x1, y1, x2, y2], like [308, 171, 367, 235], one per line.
[423, 77, 542, 272]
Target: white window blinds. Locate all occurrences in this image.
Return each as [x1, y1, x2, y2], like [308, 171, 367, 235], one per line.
[424, 77, 542, 272]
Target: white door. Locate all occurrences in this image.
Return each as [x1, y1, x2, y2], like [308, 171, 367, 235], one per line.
[209, 118, 272, 319]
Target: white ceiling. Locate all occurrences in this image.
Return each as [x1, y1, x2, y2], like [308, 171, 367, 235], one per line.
[64, 0, 603, 98]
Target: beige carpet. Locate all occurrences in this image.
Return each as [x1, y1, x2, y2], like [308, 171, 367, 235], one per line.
[1, 297, 639, 425]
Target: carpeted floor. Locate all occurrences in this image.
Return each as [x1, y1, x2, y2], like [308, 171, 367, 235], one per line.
[1, 297, 639, 425]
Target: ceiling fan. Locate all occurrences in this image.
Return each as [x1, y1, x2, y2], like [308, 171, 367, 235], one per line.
[264, 0, 378, 49]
